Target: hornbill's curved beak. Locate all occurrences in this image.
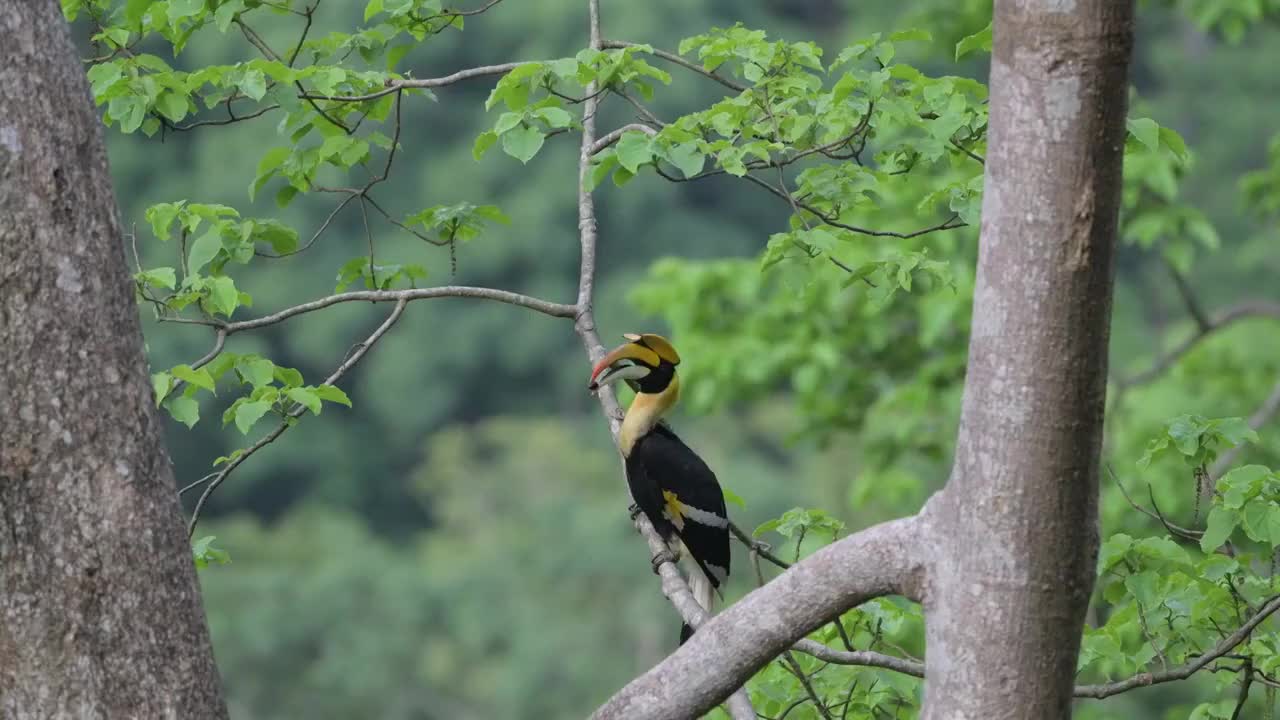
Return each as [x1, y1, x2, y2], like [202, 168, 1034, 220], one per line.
[588, 333, 681, 392]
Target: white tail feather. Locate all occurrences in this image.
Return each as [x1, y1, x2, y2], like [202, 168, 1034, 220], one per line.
[678, 546, 718, 615]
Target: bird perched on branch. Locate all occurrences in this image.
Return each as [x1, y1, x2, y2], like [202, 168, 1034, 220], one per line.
[588, 333, 730, 644]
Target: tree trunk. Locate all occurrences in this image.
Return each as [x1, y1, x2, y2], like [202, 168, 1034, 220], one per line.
[920, 1, 1134, 717]
[0, 3, 228, 718]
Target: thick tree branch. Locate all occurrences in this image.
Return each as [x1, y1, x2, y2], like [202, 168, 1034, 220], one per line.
[591, 515, 925, 720]
[1074, 595, 1280, 699]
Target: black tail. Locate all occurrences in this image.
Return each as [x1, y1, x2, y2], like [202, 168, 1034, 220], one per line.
[679, 622, 695, 645]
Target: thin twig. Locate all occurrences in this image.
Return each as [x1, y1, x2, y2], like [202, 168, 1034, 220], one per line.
[1108, 464, 1201, 539]
[1074, 595, 1280, 699]
[161, 287, 576, 334]
[1232, 659, 1254, 720]
[1166, 258, 1211, 332]
[159, 330, 228, 404]
[730, 520, 792, 569]
[303, 61, 530, 103]
[601, 39, 747, 92]
[1119, 301, 1280, 389]
[781, 652, 835, 720]
[186, 300, 409, 535]
[590, 123, 657, 155]
[615, 90, 667, 127]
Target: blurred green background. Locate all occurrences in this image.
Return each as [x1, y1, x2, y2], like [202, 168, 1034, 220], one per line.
[90, 0, 1280, 717]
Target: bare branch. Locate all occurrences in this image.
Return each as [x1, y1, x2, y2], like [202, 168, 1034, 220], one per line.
[1119, 301, 1280, 389]
[793, 640, 925, 678]
[601, 39, 747, 92]
[575, 6, 755, 720]
[655, 166, 967, 241]
[590, 123, 657, 155]
[302, 62, 530, 103]
[164, 287, 576, 334]
[1108, 465, 1202, 541]
[1166, 258, 1211, 331]
[591, 515, 924, 720]
[1073, 594, 1280, 699]
[729, 520, 791, 570]
[186, 300, 409, 535]
[781, 651, 835, 720]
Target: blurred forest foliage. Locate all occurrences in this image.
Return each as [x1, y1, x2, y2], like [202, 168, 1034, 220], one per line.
[77, 0, 1280, 716]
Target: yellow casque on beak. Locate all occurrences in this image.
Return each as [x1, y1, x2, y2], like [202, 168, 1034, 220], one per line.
[588, 333, 681, 391]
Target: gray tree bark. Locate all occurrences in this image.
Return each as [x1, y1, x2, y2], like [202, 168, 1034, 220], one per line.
[0, 2, 228, 718]
[593, 1, 1135, 717]
[919, 1, 1134, 717]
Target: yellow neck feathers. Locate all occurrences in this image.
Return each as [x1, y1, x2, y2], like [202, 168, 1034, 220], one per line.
[618, 375, 680, 456]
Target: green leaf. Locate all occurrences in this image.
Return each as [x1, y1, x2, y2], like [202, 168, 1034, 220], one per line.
[363, 0, 384, 21]
[234, 400, 272, 435]
[167, 0, 204, 21]
[315, 384, 352, 407]
[501, 125, 544, 164]
[1123, 570, 1159, 607]
[1127, 118, 1160, 153]
[1243, 501, 1273, 543]
[166, 395, 200, 429]
[616, 133, 652, 174]
[152, 372, 173, 406]
[187, 228, 222, 275]
[236, 356, 276, 388]
[1133, 536, 1189, 567]
[1159, 126, 1189, 162]
[1219, 464, 1269, 508]
[1200, 554, 1238, 581]
[239, 69, 268, 101]
[192, 535, 231, 569]
[473, 130, 498, 160]
[1216, 417, 1260, 446]
[275, 185, 299, 208]
[213, 0, 244, 31]
[287, 387, 322, 415]
[1167, 414, 1206, 456]
[250, 219, 299, 254]
[274, 367, 304, 388]
[753, 519, 780, 538]
[154, 91, 188, 122]
[207, 276, 240, 317]
[138, 267, 177, 290]
[954, 23, 992, 60]
[1201, 506, 1237, 552]
[1268, 505, 1280, 546]
[534, 106, 573, 128]
[722, 487, 746, 509]
[171, 364, 216, 394]
[1098, 533, 1133, 571]
[666, 142, 704, 178]
[493, 112, 523, 135]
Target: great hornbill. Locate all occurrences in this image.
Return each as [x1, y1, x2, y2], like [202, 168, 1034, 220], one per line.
[588, 333, 730, 643]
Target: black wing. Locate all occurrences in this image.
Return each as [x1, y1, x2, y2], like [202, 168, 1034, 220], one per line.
[625, 424, 730, 589]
